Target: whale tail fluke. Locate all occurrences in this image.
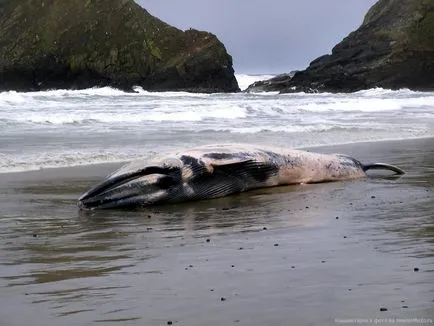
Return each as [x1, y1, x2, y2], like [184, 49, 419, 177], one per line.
[363, 163, 405, 175]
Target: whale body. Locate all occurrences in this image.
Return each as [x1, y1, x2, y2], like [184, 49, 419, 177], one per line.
[78, 144, 404, 210]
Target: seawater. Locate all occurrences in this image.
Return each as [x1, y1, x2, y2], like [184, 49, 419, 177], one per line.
[0, 74, 433, 173]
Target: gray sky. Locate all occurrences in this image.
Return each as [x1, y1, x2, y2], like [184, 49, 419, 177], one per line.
[137, 0, 378, 74]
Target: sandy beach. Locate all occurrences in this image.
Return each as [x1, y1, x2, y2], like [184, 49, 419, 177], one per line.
[0, 138, 433, 326]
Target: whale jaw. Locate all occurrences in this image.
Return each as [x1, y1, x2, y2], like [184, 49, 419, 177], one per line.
[78, 165, 182, 210]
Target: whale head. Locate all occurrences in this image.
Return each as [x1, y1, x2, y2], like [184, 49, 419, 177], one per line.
[78, 160, 184, 210]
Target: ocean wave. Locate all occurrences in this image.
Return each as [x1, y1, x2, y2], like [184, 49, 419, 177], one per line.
[2, 96, 433, 126]
[235, 74, 276, 91]
[1, 84, 432, 103]
[198, 124, 391, 134]
[352, 87, 431, 97]
[2, 104, 248, 125]
[0, 87, 128, 99]
[0, 150, 142, 174]
[278, 87, 434, 99]
[296, 96, 434, 112]
[0, 87, 217, 106]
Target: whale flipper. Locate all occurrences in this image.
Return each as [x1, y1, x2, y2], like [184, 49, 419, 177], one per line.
[212, 160, 279, 184]
[181, 160, 279, 200]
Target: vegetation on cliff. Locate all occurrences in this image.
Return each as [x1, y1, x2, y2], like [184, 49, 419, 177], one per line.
[246, 0, 434, 93]
[0, 0, 239, 92]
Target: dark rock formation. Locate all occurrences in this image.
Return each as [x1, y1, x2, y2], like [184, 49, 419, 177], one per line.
[0, 0, 239, 92]
[245, 72, 296, 93]
[246, 0, 434, 93]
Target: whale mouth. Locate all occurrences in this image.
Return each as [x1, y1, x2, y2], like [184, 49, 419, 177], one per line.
[78, 175, 145, 210]
[78, 165, 179, 210]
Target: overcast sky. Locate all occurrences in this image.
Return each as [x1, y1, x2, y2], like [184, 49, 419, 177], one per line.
[137, 0, 378, 74]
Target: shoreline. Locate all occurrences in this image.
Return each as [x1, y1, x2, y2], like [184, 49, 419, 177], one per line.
[1, 136, 433, 177]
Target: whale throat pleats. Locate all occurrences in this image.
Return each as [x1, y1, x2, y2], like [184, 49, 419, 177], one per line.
[181, 160, 278, 199]
[212, 160, 280, 184]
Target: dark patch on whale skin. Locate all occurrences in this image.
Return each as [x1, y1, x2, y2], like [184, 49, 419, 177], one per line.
[336, 155, 364, 170]
[282, 155, 303, 168]
[262, 151, 304, 170]
[180, 155, 208, 175]
[263, 151, 284, 162]
[203, 152, 255, 162]
[156, 175, 179, 189]
[203, 152, 237, 160]
[324, 155, 365, 179]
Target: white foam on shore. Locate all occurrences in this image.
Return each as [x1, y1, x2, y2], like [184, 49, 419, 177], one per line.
[236, 74, 276, 91]
[0, 150, 142, 174]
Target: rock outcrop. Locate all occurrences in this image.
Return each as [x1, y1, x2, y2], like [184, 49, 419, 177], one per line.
[246, 0, 434, 93]
[0, 0, 239, 92]
[245, 72, 296, 93]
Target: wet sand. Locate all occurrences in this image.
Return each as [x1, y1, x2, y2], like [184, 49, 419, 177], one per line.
[0, 138, 433, 326]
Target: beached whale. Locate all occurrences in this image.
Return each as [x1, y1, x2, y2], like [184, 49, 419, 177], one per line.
[78, 144, 404, 210]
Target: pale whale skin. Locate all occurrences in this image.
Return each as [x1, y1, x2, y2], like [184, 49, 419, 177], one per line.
[78, 144, 404, 210]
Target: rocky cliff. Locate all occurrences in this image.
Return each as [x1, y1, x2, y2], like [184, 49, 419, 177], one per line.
[246, 0, 434, 93]
[0, 0, 239, 92]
